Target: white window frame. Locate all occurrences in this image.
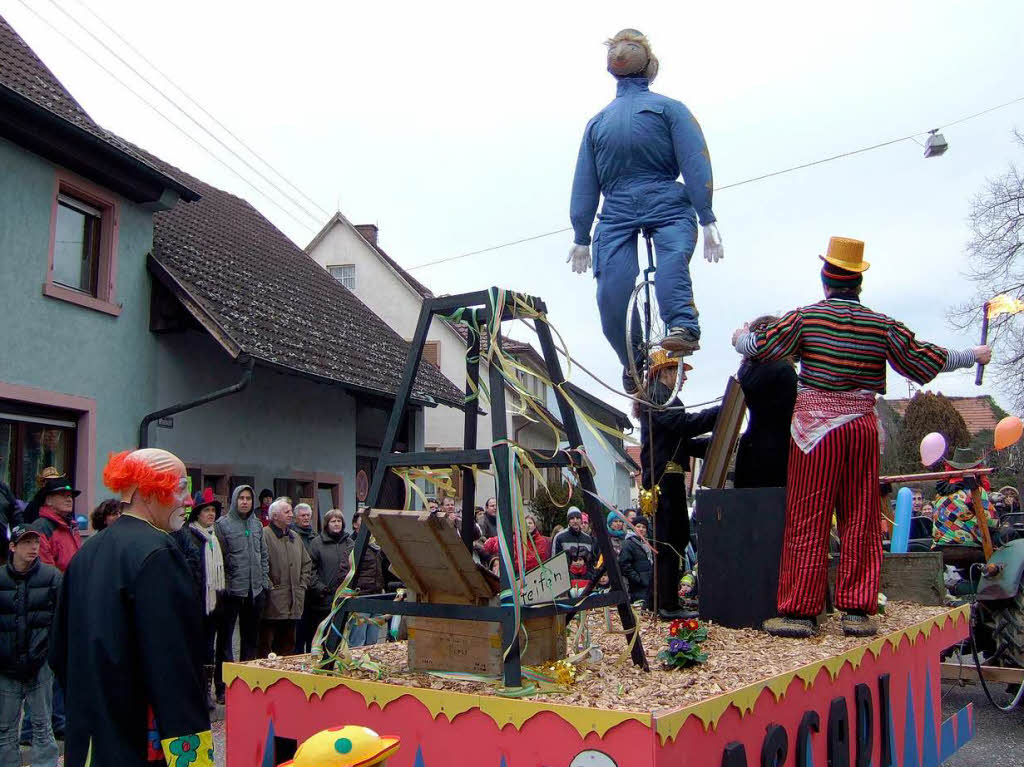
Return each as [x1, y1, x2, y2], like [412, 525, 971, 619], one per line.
[327, 264, 356, 290]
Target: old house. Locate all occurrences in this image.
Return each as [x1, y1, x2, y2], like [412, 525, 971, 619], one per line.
[0, 15, 461, 527]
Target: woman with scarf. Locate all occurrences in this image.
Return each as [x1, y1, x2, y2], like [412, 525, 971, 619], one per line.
[607, 510, 627, 555]
[186, 488, 225, 709]
[733, 237, 991, 638]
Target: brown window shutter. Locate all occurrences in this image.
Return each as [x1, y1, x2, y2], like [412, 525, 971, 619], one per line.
[423, 341, 440, 368]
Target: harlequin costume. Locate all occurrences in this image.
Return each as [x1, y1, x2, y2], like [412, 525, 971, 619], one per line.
[734, 238, 980, 637]
[931, 449, 996, 548]
[49, 449, 213, 766]
[570, 29, 718, 371]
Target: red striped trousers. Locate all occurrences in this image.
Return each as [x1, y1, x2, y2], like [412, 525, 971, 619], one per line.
[777, 414, 883, 617]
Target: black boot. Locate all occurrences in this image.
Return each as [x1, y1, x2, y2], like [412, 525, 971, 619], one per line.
[204, 665, 216, 710]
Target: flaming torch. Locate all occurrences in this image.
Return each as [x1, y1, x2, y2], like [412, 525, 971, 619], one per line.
[976, 294, 1024, 385]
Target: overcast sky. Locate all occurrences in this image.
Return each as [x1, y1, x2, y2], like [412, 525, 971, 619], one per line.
[6, 0, 1023, 419]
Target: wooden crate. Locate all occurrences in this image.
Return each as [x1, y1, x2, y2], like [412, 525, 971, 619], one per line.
[827, 551, 946, 606]
[407, 615, 566, 675]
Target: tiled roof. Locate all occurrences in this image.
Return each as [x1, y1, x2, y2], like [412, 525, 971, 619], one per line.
[140, 149, 464, 407]
[886, 395, 1002, 436]
[0, 14, 195, 199]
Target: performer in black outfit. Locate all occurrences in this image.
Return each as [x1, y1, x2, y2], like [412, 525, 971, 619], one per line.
[637, 350, 719, 619]
[734, 315, 798, 489]
[50, 448, 212, 767]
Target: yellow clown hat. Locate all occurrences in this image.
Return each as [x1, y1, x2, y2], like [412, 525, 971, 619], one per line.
[650, 348, 692, 376]
[279, 726, 400, 767]
[819, 236, 869, 272]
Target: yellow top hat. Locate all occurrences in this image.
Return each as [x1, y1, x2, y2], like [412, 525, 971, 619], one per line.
[650, 348, 693, 376]
[279, 726, 400, 767]
[819, 236, 869, 272]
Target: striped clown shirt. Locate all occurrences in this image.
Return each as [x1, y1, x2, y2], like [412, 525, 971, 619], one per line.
[735, 298, 974, 393]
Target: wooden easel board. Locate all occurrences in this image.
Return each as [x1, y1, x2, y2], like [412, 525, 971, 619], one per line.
[364, 508, 496, 604]
[697, 376, 747, 489]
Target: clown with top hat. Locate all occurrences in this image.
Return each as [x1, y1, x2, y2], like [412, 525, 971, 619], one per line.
[568, 29, 724, 395]
[732, 237, 992, 639]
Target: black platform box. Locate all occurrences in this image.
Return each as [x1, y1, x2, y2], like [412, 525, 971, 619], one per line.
[694, 487, 786, 629]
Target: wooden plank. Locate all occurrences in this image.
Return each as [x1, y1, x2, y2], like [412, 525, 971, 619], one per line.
[366, 512, 428, 599]
[941, 662, 1024, 685]
[423, 515, 484, 602]
[521, 615, 567, 666]
[879, 552, 945, 606]
[827, 552, 946, 607]
[697, 377, 746, 489]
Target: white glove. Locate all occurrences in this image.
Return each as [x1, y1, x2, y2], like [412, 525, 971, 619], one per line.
[703, 223, 724, 263]
[567, 244, 592, 275]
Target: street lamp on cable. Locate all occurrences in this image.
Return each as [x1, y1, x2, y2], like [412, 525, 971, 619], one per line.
[923, 129, 949, 158]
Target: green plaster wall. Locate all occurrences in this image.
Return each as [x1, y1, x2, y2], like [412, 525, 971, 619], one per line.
[0, 136, 161, 508]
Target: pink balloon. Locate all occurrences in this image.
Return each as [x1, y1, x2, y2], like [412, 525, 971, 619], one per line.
[920, 432, 947, 466]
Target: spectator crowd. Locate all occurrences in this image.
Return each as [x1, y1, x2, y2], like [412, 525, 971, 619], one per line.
[0, 457, 660, 766]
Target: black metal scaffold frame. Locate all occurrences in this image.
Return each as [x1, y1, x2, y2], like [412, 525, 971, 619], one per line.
[323, 288, 648, 686]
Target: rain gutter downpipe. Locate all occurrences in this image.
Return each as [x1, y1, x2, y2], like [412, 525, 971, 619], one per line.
[139, 357, 255, 448]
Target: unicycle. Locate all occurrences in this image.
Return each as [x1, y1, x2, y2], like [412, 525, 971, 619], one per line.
[624, 233, 685, 407]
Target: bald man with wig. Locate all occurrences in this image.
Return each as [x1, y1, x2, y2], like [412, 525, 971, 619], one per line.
[49, 449, 213, 766]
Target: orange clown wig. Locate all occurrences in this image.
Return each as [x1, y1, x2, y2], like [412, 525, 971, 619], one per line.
[103, 448, 186, 505]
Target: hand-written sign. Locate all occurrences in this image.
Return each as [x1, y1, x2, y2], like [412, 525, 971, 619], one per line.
[516, 551, 571, 605]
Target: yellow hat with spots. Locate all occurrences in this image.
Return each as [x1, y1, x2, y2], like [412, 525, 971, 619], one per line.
[279, 726, 400, 767]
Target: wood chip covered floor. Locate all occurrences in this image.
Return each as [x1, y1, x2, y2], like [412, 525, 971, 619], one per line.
[249, 602, 952, 714]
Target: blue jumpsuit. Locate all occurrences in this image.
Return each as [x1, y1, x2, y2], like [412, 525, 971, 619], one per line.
[570, 77, 716, 368]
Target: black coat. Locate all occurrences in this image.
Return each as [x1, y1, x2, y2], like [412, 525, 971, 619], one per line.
[172, 526, 204, 601]
[734, 360, 798, 489]
[618, 534, 652, 601]
[50, 515, 210, 767]
[0, 558, 60, 680]
[310, 530, 354, 613]
[639, 383, 719, 489]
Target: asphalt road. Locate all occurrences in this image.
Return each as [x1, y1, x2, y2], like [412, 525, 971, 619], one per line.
[941, 683, 1024, 767]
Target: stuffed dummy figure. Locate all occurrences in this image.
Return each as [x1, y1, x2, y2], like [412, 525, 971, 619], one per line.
[279, 725, 400, 766]
[569, 29, 724, 393]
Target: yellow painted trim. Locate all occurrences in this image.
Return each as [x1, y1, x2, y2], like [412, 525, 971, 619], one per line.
[224, 663, 651, 739]
[653, 605, 969, 744]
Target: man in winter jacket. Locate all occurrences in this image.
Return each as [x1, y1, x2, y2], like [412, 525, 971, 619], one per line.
[214, 485, 268, 698]
[0, 526, 60, 766]
[0, 479, 21, 563]
[618, 515, 653, 609]
[552, 507, 594, 563]
[290, 503, 318, 652]
[29, 477, 82, 572]
[259, 498, 311, 657]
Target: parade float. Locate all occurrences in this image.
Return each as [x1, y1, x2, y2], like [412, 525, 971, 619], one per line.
[222, 289, 977, 767]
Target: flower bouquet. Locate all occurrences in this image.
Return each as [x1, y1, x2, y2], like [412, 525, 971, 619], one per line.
[657, 617, 709, 669]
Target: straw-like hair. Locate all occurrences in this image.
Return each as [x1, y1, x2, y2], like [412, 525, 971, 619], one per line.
[102, 450, 182, 506]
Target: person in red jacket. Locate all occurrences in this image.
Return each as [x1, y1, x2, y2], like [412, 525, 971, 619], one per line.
[29, 477, 83, 573]
[482, 513, 551, 575]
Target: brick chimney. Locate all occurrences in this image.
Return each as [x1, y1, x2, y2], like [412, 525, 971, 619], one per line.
[355, 224, 378, 246]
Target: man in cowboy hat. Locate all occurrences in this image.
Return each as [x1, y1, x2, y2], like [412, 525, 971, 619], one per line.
[29, 476, 83, 573]
[931, 447, 997, 549]
[568, 29, 724, 393]
[637, 349, 719, 619]
[732, 237, 991, 638]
